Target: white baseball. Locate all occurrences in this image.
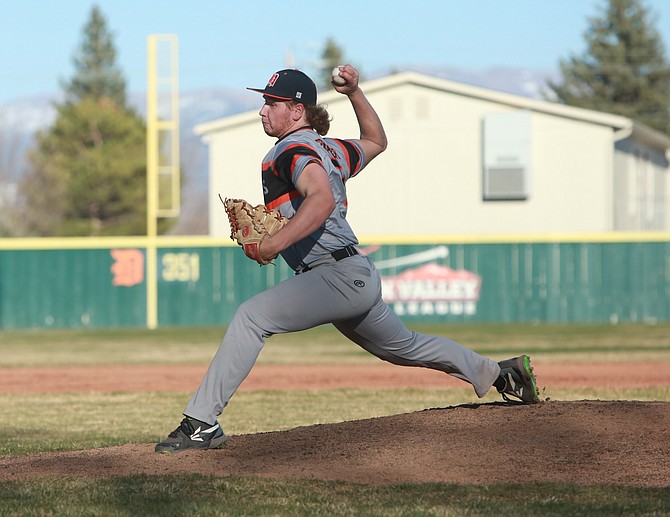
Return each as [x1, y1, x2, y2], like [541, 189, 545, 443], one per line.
[331, 66, 346, 85]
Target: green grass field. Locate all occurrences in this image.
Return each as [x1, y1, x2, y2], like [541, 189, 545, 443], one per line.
[2, 323, 670, 516]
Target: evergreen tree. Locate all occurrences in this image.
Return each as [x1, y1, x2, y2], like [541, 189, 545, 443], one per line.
[62, 5, 127, 107]
[23, 98, 146, 235]
[19, 5, 153, 236]
[546, 0, 670, 135]
[318, 38, 346, 89]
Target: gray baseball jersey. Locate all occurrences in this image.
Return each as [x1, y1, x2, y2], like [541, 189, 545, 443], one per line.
[261, 126, 363, 271]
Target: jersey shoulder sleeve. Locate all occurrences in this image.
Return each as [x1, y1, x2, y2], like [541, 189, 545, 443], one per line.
[274, 141, 322, 184]
[331, 139, 364, 179]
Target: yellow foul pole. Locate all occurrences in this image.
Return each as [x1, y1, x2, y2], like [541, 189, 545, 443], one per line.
[146, 34, 179, 329]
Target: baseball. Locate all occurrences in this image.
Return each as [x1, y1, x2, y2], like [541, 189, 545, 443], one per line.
[331, 66, 346, 85]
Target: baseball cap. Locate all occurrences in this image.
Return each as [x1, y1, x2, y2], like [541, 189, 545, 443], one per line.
[247, 69, 317, 106]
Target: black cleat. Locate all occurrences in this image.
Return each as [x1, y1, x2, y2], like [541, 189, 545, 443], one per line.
[497, 355, 541, 404]
[155, 417, 227, 453]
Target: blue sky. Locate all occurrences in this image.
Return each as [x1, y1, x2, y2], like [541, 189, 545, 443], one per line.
[1, 0, 669, 103]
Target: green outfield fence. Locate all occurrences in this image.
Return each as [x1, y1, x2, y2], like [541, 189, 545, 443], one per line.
[0, 233, 668, 329]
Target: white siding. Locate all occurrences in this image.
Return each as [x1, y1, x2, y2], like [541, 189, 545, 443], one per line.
[613, 142, 669, 231]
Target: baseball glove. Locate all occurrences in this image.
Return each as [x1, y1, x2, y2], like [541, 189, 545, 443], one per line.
[220, 195, 288, 265]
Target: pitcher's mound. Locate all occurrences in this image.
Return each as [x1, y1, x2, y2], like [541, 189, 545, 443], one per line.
[2, 400, 668, 487]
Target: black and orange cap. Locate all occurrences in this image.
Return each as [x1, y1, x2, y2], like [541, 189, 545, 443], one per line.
[247, 69, 317, 106]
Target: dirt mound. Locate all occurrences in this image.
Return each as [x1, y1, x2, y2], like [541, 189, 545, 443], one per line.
[2, 400, 668, 487]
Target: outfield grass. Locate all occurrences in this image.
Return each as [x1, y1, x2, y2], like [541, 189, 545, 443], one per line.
[3, 322, 670, 366]
[1, 476, 669, 517]
[1, 323, 669, 516]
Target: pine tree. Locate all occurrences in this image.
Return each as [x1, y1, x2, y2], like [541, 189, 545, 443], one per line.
[24, 98, 147, 235]
[62, 5, 127, 107]
[546, 0, 670, 135]
[19, 5, 153, 236]
[318, 38, 346, 89]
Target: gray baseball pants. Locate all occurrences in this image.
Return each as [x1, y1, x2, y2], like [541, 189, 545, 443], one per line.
[184, 253, 501, 425]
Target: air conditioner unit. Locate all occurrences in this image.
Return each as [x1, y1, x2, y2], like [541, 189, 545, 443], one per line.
[482, 110, 532, 200]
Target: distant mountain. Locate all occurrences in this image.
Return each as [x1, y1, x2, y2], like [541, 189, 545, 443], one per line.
[0, 67, 556, 235]
[396, 65, 558, 99]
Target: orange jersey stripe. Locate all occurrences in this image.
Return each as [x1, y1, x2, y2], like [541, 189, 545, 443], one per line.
[266, 190, 301, 211]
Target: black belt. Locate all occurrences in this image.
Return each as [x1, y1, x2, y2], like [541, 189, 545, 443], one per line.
[331, 245, 359, 261]
[298, 245, 359, 273]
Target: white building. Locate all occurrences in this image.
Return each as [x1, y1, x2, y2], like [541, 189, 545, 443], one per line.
[195, 72, 670, 238]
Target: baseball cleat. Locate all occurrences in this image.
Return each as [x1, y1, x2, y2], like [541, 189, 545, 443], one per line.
[155, 416, 228, 453]
[497, 355, 541, 404]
